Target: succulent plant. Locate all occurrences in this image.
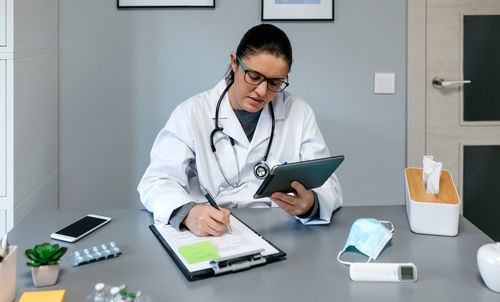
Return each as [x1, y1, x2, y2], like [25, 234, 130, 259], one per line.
[25, 243, 67, 267]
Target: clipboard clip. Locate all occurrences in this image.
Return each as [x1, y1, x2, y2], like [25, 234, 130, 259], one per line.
[209, 249, 266, 275]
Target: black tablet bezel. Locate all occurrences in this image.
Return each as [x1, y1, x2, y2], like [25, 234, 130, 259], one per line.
[253, 155, 344, 199]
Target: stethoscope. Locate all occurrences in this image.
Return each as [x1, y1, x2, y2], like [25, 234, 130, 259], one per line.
[210, 82, 275, 188]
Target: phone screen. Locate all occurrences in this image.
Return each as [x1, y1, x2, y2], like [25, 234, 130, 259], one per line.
[55, 216, 108, 237]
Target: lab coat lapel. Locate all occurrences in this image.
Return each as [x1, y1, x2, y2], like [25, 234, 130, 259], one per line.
[249, 105, 271, 150]
[250, 94, 286, 150]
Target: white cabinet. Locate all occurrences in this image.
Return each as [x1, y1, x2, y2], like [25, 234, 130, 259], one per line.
[0, 59, 5, 197]
[0, 0, 6, 46]
[0, 0, 58, 236]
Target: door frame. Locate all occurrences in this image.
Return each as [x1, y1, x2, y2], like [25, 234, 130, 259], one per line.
[407, 0, 426, 168]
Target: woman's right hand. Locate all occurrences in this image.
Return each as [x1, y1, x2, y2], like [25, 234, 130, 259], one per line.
[182, 204, 231, 236]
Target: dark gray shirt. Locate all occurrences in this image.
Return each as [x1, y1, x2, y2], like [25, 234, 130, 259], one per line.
[233, 109, 261, 141]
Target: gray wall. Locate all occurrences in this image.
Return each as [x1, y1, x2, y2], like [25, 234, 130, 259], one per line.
[59, 0, 406, 209]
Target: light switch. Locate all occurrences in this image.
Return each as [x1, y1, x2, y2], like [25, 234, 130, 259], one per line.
[374, 73, 395, 94]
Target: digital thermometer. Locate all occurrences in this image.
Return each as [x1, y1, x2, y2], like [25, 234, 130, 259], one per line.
[349, 263, 417, 282]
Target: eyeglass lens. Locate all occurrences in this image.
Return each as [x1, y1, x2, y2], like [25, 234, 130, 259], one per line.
[244, 71, 287, 92]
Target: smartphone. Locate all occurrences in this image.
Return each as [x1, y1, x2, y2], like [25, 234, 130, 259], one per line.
[50, 214, 111, 243]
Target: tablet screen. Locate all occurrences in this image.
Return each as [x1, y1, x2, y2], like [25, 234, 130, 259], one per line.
[253, 155, 344, 199]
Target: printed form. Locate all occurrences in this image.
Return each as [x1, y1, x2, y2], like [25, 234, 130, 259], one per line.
[155, 215, 279, 272]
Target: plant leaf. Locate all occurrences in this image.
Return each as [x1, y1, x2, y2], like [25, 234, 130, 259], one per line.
[48, 247, 67, 261]
[27, 262, 41, 268]
[39, 243, 56, 261]
[25, 249, 35, 259]
[25, 249, 41, 262]
[26, 243, 61, 265]
[48, 244, 59, 257]
[34, 245, 45, 259]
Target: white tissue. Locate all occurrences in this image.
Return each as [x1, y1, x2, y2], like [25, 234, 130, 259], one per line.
[422, 155, 442, 194]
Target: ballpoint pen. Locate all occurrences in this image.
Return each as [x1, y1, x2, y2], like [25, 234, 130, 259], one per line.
[200, 186, 233, 234]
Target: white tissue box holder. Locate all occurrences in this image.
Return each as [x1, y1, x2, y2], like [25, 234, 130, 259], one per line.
[405, 168, 460, 236]
[0, 246, 17, 302]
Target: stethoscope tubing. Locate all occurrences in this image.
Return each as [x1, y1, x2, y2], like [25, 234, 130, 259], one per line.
[210, 82, 275, 187]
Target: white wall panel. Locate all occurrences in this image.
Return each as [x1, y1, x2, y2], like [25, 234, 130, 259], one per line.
[0, 0, 6, 46]
[0, 1, 58, 233]
[0, 60, 5, 197]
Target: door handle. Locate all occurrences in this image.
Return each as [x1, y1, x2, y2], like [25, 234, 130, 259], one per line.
[432, 77, 471, 89]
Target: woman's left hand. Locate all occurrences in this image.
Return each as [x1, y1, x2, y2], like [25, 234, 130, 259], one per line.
[270, 181, 314, 217]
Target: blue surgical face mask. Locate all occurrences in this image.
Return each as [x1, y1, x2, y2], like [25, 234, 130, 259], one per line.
[337, 218, 394, 265]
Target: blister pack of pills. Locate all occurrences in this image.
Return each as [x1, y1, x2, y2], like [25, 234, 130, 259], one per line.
[71, 242, 121, 267]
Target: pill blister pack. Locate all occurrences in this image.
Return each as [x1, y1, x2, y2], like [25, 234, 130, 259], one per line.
[70, 242, 121, 267]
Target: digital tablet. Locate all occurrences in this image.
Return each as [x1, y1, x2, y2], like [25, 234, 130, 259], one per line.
[253, 155, 344, 199]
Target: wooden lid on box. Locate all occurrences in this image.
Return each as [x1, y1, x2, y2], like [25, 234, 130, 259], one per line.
[406, 168, 459, 204]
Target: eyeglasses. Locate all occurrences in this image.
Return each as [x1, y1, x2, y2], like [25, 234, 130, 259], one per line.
[237, 56, 289, 92]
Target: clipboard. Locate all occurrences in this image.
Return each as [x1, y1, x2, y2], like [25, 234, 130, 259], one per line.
[150, 214, 286, 281]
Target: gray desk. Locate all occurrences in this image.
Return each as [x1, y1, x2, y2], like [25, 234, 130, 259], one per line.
[8, 206, 499, 301]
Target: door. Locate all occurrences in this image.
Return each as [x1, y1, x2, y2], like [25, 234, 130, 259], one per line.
[426, 0, 500, 240]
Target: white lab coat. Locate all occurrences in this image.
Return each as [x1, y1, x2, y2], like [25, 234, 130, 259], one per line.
[138, 79, 342, 225]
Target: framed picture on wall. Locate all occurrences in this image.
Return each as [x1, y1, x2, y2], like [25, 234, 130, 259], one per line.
[262, 0, 334, 21]
[117, 0, 215, 8]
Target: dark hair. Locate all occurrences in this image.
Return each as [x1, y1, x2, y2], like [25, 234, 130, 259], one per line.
[226, 24, 293, 83]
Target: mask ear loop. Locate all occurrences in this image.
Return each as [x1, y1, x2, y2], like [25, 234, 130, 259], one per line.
[379, 221, 395, 233]
[337, 249, 351, 266]
[336, 247, 372, 266]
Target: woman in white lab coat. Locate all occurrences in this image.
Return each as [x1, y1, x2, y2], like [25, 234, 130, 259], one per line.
[138, 24, 342, 236]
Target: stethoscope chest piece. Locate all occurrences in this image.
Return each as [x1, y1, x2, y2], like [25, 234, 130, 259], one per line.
[254, 161, 270, 179]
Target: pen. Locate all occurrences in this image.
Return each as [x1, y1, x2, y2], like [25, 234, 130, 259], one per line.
[200, 186, 233, 234]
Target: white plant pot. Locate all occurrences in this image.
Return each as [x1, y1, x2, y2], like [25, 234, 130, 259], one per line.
[31, 264, 60, 287]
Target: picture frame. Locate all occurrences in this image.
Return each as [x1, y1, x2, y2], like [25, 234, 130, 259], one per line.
[261, 0, 334, 21]
[117, 0, 215, 8]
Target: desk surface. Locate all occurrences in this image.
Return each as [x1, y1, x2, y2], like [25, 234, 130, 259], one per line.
[8, 206, 498, 301]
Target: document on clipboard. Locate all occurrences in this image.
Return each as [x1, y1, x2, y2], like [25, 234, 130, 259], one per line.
[150, 215, 286, 281]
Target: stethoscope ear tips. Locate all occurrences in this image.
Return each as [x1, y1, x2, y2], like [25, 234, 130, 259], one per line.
[254, 162, 270, 179]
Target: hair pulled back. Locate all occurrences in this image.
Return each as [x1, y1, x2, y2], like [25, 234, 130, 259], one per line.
[227, 24, 293, 83]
